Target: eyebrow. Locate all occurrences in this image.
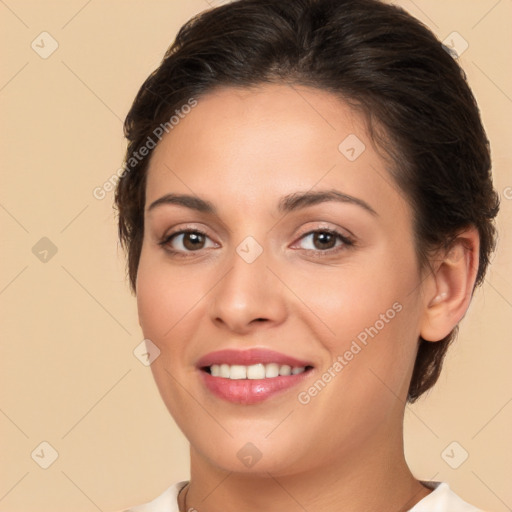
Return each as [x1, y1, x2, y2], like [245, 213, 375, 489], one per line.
[147, 189, 378, 216]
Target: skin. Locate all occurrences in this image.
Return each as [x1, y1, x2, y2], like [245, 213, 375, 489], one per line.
[135, 83, 479, 512]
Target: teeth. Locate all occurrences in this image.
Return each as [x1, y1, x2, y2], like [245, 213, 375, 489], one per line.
[279, 365, 291, 376]
[247, 363, 265, 379]
[208, 363, 307, 380]
[265, 363, 279, 378]
[230, 365, 247, 380]
[220, 363, 230, 378]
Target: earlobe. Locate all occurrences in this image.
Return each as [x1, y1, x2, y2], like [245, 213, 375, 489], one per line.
[420, 227, 480, 342]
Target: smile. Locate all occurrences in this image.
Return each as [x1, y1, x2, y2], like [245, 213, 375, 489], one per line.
[205, 363, 310, 380]
[196, 348, 315, 404]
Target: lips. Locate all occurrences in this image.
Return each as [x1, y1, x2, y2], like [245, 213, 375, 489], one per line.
[196, 348, 313, 368]
[196, 348, 315, 405]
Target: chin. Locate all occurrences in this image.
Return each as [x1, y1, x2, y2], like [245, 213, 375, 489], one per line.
[188, 431, 313, 477]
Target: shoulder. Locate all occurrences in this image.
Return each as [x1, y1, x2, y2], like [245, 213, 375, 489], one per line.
[409, 481, 487, 512]
[121, 480, 189, 512]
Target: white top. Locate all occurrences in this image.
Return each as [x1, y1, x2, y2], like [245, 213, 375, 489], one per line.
[124, 480, 484, 512]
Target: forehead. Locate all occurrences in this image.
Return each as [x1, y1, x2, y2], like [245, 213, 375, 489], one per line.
[150, 83, 362, 162]
[145, 83, 407, 219]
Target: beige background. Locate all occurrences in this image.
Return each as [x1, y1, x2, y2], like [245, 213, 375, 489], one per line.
[0, 1, 511, 511]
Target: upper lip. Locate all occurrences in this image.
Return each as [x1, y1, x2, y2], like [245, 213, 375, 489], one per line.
[196, 348, 314, 369]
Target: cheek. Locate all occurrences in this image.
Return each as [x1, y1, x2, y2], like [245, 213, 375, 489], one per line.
[291, 246, 419, 346]
[135, 250, 204, 421]
[288, 246, 421, 402]
[136, 248, 202, 339]
[136, 269, 168, 339]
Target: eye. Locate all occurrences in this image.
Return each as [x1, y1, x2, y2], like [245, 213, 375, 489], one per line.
[293, 229, 354, 254]
[159, 229, 217, 254]
[158, 227, 354, 258]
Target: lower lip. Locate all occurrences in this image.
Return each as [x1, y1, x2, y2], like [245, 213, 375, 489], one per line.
[199, 368, 313, 404]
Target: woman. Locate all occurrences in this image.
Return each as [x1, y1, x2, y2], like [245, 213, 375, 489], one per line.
[115, 0, 499, 510]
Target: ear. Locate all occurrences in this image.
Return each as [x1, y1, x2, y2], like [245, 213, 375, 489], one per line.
[420, 227, 480, 342]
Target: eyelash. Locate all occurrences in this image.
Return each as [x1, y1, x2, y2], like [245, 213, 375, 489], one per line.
[158, 227, 355, 259]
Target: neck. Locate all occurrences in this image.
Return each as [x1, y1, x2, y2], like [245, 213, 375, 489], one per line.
[183, 425, 432, 512]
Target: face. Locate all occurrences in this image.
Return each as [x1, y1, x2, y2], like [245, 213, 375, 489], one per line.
[136, 84, 427, 476]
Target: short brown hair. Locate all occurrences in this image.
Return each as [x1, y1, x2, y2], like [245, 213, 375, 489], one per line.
[115, 0, 499, 402]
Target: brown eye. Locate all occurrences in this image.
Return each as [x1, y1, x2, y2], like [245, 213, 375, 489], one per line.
[312, 231, 337, 250]
[181, 232, 206, 251]
[294, 229, 354, 255]
[160, 229, 216, 253]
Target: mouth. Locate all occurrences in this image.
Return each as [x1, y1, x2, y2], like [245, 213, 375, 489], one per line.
[196, 348, 315, 404]
[202, 363, 314, 379]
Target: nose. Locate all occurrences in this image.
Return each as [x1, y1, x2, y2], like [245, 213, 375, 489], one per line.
[208, 243, 288, 334]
